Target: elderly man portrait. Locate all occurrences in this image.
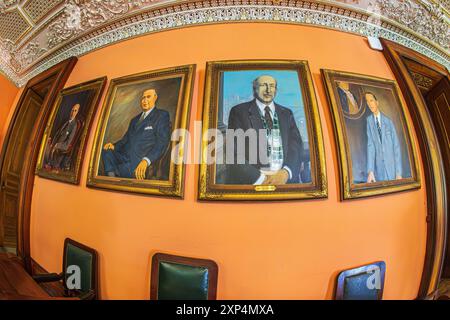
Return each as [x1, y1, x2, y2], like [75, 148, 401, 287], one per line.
[102, 88, 171, 180]
[225, 75, 304, 185]
[365, 92, 402, 183]
[44, 103, 82, 170]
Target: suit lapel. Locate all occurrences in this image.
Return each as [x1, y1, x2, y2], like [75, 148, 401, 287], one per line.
[275, 104, 289, 158]
[369, 115, 382, 145]
[135, 108, 158, 131]
[380, 113, 388, 144]
[248, 100, 264, 131]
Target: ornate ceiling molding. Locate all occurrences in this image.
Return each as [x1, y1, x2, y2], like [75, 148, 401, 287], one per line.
[0, 0, 448, 87]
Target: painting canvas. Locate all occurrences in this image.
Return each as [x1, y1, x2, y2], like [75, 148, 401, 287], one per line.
[36, 77, 106, 184]
[87, 65, 195, 198]
[199, 60, 327, 200]
[322, 69, 421, 200]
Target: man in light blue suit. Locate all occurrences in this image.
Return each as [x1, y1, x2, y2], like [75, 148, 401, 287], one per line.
[365, 92, 402, 183]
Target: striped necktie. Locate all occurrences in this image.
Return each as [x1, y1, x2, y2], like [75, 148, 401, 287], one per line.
[264, 106, 273, 130]
[375, 116, 382, 144]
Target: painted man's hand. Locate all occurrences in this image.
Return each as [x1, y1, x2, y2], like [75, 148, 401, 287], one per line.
[263, 169, 289, 185]
[103, 143, 115, 150]
[270, 169, 289, 185]
[367, 171, 376, 183]
[134, 160, 149, 180]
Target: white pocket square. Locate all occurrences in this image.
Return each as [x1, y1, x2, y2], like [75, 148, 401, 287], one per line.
[144, 126, 153, 130]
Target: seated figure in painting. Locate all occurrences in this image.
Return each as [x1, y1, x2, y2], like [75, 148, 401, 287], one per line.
[44, 103, 83, 171]
[101, 88, 171, 180]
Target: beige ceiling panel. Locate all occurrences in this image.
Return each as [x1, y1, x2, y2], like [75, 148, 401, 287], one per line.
[22, 0, 64, 24]
[0, 8, 31, 43]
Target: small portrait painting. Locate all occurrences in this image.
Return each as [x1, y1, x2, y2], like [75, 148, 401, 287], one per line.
[199, 60, 327, 201]
[36, 77, 106, 184]
[322, 69, 420, 200]
[87, 65, 195, 198]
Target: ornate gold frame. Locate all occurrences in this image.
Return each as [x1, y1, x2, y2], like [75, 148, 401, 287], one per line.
[36, 76, 107, 184]
[87, 65, 195, 198]
[321, 69, 421, 200]
[199, 60, 327, 201]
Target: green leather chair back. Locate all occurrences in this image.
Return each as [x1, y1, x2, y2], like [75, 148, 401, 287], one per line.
[335, 261, 386, 300]
[151, 253, 218, 300]
[63, 239, 97, 294]
[158, 261, 209, 300]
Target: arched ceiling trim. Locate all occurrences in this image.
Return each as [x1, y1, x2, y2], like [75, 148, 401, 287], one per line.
[0, 0, 448, 87]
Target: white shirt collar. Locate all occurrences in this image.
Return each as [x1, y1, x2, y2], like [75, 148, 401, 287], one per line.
[373, 112, 381, 125]
[142, 107, 154, 119]
[255, 99, 275, 115]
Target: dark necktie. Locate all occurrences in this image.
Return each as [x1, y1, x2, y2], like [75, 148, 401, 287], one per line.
[375, 116, 382, 144]
[138, 112, 145, 125]
[264, 106, 273, 130]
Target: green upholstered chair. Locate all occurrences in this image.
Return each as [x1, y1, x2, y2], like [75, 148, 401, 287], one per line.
[33, 238, 98, 300]
[150, 253, 218, 300]
[335, 261, 386, 300]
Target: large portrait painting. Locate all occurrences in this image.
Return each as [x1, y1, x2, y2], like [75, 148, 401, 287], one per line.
[36, 77, 107, 184]
[87, 65, 195, 198]
[321, 69, 421, 200]
[199, 60, 327, 200]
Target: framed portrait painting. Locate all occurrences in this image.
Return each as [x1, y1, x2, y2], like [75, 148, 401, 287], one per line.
[199, 60, 327, 201]
[321, 69, 421, 200]
[87, 65, 195, 198]
[36, 77, 107, 184]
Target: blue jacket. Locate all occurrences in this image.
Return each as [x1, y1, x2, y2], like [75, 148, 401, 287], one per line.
[366, 112, 402, 181]
[114, 108, 171, 172]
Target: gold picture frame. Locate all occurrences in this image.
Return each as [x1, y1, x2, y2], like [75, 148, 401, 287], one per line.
[321, 69, 421, 200]
[87, 65, 195, 198]
[199, 60, 327, 201]
[36, 77, 107, 184]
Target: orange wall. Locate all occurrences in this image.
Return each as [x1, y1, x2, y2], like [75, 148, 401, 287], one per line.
[0, 73, 19, 148]
[25, 24, 427, 299]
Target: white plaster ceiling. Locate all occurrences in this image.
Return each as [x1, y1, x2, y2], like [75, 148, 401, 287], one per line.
[0, 0, 448, 86]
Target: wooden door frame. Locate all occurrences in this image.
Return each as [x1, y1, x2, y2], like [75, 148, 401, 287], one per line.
[381, 39, 448, 299]
[0, 57, 77, 272]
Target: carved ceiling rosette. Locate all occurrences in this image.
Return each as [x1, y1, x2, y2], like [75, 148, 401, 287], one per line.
[0, 0, 19, 14]
[48, 0, 155, 48]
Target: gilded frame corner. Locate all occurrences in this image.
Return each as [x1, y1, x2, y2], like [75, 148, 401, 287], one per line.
[321, 69, 421, 200]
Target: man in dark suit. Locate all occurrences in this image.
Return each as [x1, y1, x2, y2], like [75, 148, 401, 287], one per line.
[225, 75, 304, 185]
[44, 103, 82, 170]
[102, 88, 171, 180]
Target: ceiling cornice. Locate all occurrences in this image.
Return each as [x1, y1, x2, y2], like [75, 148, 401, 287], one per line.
[0, 0, 448, 87]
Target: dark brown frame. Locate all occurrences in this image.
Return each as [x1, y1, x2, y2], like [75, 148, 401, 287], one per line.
[0, 57, 77, 272]
[335, 261, 386, 300]
[150, 252, 218, 300]
[381, 39, 448, 299]
[35, 77, 107, 184]
[63, 238, 99, 299]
